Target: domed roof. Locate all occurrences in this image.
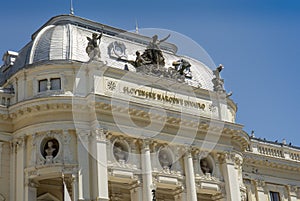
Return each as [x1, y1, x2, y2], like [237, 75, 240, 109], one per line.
[1, 15, 215, 91]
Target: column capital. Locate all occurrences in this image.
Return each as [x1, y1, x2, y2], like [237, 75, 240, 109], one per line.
[286, 185, 298, 193]
[77, 130, 91, 142]
[13, 137, 25, 150]
[92, 128, 108, 142]
[218, 151, 243, 166]
[137, 139, 153, 151]
[254, 179, 266, 188]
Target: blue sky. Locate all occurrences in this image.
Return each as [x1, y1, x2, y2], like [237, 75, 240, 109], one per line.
[1, 0, 300, 146]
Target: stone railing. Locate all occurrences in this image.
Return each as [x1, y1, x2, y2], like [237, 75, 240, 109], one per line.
[257, 145, 284, 158]
[249, 139, 300, 162]
[289, 152, 300, 161]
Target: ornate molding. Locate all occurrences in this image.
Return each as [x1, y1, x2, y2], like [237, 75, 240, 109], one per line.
[255, 179, 266, 188]
[218, 152, 243, 167]
[287, 185, 298, 193]
[13, 137, 25, 150]
[93, 128, 108, 142]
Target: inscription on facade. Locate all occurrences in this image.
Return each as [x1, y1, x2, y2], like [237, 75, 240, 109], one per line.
[123, 86, 206, 110]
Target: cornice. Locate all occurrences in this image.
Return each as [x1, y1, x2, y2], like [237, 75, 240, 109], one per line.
[1, 94, 248, 150]
[243, 151, 300, 172]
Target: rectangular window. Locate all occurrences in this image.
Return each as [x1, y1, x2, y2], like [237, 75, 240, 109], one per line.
[270, 191, 280, 201]
[6, 98, 10, 106]
[1, 97, 5, 105]
[38, 79, 48, 92]
[50, 78, 61, 90]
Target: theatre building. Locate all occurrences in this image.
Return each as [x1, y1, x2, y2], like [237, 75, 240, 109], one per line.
[0, 14, 299, 201]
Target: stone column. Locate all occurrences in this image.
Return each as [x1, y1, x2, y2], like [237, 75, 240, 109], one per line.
[72, 174, 79, 201]
[0, 142, 3, 177]
[24, 179, 37, 201]
[287, 185, 298, 201]
[141, 140, 153, 201]
[77, 130, 91, 200]
[255, 180, 268, 201]
[130, 185, 143, 201]
[94, 128, 109, 201]
[10, 142, 16, 201]
[244, 180, 256, 201]
[212, 153, 222, 179]
[219, 152, 242, 201]
[184, 149, 197, 201]
[15, 138, 25, 201]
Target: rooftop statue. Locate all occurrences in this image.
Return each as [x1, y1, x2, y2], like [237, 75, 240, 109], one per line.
[172, 59, 192, 79]
[212, 64, 226, 93]
[86, 32, 103, 61]
[147, 34, 170, 50]
[116, 34, 195, 84]
[125, 51, 152, 67]
[141, 34, 171, 66]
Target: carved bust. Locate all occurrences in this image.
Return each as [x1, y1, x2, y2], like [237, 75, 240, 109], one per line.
[42, 139, 59, 159]
[113, 142, 128, 163]
[200, 158, 212, 174]
[45, 141, 55, 156]
[158, 149, 172, 170]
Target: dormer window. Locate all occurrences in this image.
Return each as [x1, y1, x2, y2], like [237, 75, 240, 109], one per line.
[1, 51, 19, 72]
[38, 77, 61, 93]
[38, 79, 48, 92]
[50, 78, 61, 90]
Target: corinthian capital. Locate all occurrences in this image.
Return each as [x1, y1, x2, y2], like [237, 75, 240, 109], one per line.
[13, 137, 25, 150]
[93, 128, 108, 142]
[218, 151, 243, 166]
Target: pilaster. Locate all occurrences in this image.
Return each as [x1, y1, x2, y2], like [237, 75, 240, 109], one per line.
[254, 180, 268, 201]
[218, 152, 242, 201]
[92, 128, 109, 201]
[15, 137, 25, 201]
[287, 185, 299, 201]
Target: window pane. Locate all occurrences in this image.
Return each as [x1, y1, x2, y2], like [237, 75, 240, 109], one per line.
[50, 78, 61, 90]
[270, 191, 280, 201]
[39, 79, 47, 92]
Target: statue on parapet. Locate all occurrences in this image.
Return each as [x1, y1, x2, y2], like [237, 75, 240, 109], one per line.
[172, 59, 192, 79]
[141, 34, 171, 66]
[132, 51, 151, 67]
[212, 64, 226, 93]
[86, 32, 103, 61]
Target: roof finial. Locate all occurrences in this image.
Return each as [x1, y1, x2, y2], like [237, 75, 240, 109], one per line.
[70, 0, 74, 15]
[135, 19, 139, 34]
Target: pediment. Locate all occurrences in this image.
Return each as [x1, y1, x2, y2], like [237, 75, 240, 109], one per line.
[37, 193, 60, 201]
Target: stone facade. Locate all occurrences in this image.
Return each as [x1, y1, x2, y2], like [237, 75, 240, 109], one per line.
[0, 15, 299, 201]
